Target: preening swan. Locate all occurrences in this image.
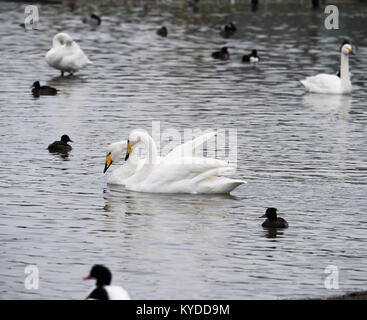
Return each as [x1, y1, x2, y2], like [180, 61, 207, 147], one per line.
[104, 130, 245, 194]
[300, 43, 353, 94]
[46, 33, 93, 76]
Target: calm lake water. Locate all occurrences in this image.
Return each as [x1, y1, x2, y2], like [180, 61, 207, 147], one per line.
[0, 0, 366, 299]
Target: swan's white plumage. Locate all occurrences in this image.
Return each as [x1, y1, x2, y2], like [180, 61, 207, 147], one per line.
[106, 132, 218, 185]
[46, 33, 92, 74]
[111, 130, 246, 194]
[300, 74, 349, 94]
[165, 131, 216, 159]
[129, 157, 244, 194]
[300, 43, 353, 94]
[105, 141, 144, 185]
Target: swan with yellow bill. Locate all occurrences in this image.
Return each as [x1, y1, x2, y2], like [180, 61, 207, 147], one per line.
[104, 130, 245, 194]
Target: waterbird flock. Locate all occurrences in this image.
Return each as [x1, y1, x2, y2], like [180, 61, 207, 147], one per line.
[26, 1, 357, 299]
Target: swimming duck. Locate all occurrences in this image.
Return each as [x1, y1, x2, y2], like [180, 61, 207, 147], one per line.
[48, 135, 73, 154]
[46, 32, 93, 77]
[219, 22, 236, 38]
[82, 14, 101, 27]
[260, 208, 289, 228]
[157, 26, 168, 37]
[84, 265, 131, 300]
[212, 47, 229, 60]
[242, 49, 260, 63]
[300, 42, 353, 94]
[31, 81, 57, 96]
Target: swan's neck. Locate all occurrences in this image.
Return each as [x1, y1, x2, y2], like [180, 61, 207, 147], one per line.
[52, 37, 61, 48]
[126, 132, 158, 185]
[138, 132, 158, 164]
[340, 52, 350, 82]
[125, 148, 139, 167]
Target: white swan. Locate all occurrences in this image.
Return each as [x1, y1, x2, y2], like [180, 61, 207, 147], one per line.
[119, 131, 245, 194]
[104, 140, 145, 185]
[46, 32, 92, 77]
[104, 131, 218, 185]
[300, 43, 353, 94]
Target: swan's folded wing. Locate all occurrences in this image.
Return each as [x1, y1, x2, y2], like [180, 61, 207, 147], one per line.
[301, 74, 341, 92]
[196, 176, 246, 194]
[144, 156, 236, 186]
[45, 48, 63, 67]
[61, 42, 92, 70]
[165, 132, 216, 159]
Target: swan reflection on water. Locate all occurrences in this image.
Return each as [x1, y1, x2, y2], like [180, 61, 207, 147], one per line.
[302, 93, 351, 125]
[103, 184, 237, 217]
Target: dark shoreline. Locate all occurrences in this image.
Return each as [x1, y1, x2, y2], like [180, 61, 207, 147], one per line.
[309, 291, 367, 300]
[0, 0, 358, 3]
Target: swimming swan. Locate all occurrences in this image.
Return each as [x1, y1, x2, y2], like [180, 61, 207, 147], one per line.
[104, 140, 144, 185]
[104, 131, 218, 185]
[119, 131, 245, 194]
[46, 33, 93, 77]
[300, 43, 353, 94]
